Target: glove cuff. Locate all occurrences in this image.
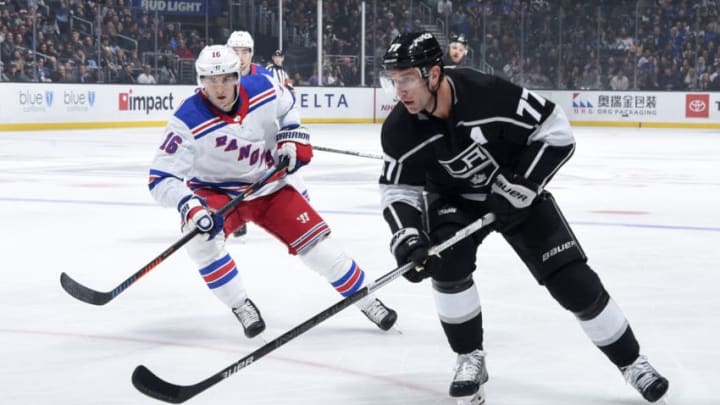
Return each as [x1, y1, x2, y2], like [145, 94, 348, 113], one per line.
[390, 227, 421, 256]
[178, 195, 207, 218]
[276, 126, 310, 145]
[491, 172, 540, 209]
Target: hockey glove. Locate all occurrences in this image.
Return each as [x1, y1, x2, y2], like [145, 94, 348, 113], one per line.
[178, 195, 224, 240]
[487, 170, 540, 234]
[390, 227, 433, 283]
[276, 126, 313, 173]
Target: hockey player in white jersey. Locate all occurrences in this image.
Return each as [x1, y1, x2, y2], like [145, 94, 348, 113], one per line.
[226, 30, 309, 238]
[148, 45, 397, 338]
[226, 30, 274, 80]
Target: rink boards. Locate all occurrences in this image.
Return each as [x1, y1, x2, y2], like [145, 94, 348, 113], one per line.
[0, 82, 718, 130]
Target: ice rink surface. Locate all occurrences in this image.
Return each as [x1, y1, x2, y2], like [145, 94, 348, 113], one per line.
[0, 123, 718, 405]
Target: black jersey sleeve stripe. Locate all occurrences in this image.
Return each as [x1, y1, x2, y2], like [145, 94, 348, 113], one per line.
[456, 117, 535, 130]
[382, 134, 443, 184]
[380, 184, 424, 211]
[382, 200, 424, 233]
[518, 105, 577, 186]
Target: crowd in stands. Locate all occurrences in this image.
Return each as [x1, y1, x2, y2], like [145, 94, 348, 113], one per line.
[2, 0, 720, 91]
[0, 0, 204, 84]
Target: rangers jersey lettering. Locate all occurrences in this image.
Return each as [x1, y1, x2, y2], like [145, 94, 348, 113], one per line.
[148, 73, 300, 209]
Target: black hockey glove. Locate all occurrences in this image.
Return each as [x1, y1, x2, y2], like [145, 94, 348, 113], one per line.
[390, 227, 433, 283]
[487, 170, 541, 234]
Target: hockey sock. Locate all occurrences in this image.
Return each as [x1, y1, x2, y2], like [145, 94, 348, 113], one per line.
[299, 236, 369, 303]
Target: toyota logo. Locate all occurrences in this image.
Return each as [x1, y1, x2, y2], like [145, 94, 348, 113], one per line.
[689, 99, 707, 112]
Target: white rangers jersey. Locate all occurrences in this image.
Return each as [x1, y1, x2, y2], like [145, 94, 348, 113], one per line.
[148, 73, 301, 209]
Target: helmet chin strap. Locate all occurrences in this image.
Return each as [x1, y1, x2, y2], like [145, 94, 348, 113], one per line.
[231, 85, 240, 107]
[423, 74, 440, 116]
[426, 92, 438, 115]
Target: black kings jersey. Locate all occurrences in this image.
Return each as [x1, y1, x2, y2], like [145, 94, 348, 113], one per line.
[379, 68, 575, 230]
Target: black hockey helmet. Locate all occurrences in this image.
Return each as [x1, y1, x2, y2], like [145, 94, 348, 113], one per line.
[382, 32, 444, 78]
[449, 33, 468, 46]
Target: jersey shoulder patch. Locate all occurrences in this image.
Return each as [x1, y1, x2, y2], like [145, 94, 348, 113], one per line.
[253, 64, 272, 77]
[174, 92, 215, 128]
[242, 74, 276, 111]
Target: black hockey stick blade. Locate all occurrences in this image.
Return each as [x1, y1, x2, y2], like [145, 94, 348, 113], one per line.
[60, 160, 289, 306]
[131, 213, 494, 403]
[59, 272, 114, 305]
[132, 366, 222, 404]
[132, 288, 371, 403]
[59, 229, 199, 305]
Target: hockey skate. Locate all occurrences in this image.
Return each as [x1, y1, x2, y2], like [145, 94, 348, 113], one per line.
[232, 298, 266, 338]
[621, 355, 669, 403]
[450, 349, 488, 404]
[360, 298, 398, 331]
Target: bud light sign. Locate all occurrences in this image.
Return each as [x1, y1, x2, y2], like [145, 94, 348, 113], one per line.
[133, 0, 221, 16]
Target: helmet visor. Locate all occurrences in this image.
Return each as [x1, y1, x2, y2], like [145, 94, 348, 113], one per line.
[379, 68, 424, 95]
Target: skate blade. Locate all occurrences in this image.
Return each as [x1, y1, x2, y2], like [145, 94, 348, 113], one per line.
[455, 386, 486, 405]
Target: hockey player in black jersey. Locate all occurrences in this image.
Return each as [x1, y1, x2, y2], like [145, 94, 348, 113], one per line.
[379, 32, 669, 404]
[443, 33, 468, 67]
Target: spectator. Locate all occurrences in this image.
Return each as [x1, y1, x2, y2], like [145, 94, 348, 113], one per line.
[0, 61, 8, 82]
[127, 49, 143, 70]
[117, 63, 135, 84]
[138, 30, 154, 55]
[33, 58, 52, 82]
[10, 61, 32, 82]
[136, 64, 156, 84]
[610, 68, 630, 90]
[175, 38, 193, 59]
[50, 63, 70, 82]
[157, 58, 177, 84]
[683, 67, 698, 90]
[1, 31, 16, 65]
[79, 64, 95, 83]
[293, 71, 309, 86]
[438, 0, 453, 20]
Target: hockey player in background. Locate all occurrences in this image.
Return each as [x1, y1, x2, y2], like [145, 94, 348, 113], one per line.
[148, 45, 397, 339]
[444, 33, 468, 67]
[378, 32, 668, 404]
[226, 31, 309, 238]
[226, 30, 272, 77]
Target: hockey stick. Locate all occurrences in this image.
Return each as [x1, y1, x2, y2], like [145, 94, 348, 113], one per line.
[59, 160, 290, 306]
[131, 213, 495, 403]
[314, 145, 382, 160]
